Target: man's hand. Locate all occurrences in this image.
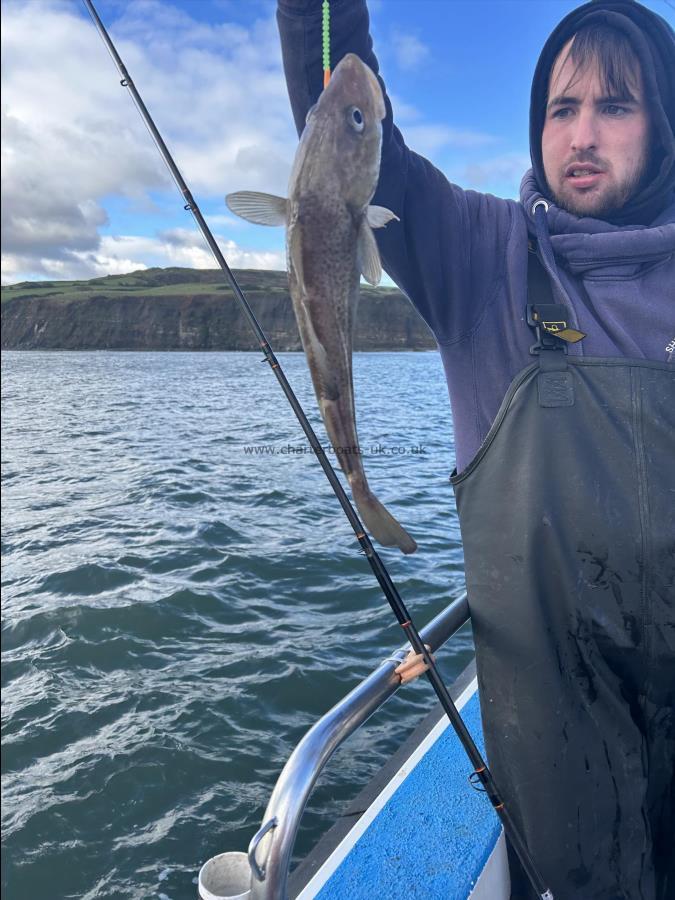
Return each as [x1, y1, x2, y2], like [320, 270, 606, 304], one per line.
[395, 645, 434, 684]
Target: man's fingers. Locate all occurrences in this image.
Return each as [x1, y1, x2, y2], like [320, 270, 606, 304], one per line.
[398, 661, 429, 684]
[394, 644, 434, 684]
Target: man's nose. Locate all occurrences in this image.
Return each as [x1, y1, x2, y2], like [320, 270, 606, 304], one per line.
[570, 109, 598, 151]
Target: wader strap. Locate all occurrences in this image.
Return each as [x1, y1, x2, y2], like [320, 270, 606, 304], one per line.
[527, 243, 575, 406]
[527, 241, 554, 304]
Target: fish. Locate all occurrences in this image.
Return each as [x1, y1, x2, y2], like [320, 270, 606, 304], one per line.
[226, 53, 416, 554]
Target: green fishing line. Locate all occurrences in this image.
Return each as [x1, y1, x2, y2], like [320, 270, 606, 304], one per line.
[322, 0, 330, 77]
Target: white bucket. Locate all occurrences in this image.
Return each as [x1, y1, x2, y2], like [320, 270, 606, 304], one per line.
[198, 851, 251, 900]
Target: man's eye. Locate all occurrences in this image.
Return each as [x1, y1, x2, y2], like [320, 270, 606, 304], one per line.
[552, 107, 572, 119]
[604, 104, 627, 116]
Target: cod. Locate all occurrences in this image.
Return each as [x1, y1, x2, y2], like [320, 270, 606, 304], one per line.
[227, 53, 416, 555]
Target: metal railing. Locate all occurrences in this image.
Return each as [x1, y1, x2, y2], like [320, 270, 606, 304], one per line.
[247, 592, 471, 900]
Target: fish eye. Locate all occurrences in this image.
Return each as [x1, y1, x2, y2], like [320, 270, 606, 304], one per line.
[347, 106, 364, 132]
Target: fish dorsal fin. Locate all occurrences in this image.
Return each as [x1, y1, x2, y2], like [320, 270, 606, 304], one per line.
[357, 219, 382, 286]
[367, 205, 399, 229]
[225, 191, 288, 226]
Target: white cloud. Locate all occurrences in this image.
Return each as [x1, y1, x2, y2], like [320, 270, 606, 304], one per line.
[381, 93, 498, 160]
[0, 0, 294, 283]
[0, 0, 515, 286]
[460, 153, 531, 195]
[1, 230, 286, 284]
[402, 125, 497, 158]
[387, 93, 422, 125]
[205, 214, 243, 229]
[391, 32, 430, 72]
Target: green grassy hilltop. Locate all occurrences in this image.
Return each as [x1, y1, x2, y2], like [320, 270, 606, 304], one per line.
[1, 267, 291, 302]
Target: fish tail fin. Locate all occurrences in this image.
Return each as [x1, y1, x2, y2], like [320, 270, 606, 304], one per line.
[353, 488, 417, 555]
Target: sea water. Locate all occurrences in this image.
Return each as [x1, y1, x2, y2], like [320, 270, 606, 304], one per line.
[1, 351, 471, 899]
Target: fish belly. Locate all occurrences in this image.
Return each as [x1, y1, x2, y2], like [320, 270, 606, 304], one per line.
[286, 207, 417, 554]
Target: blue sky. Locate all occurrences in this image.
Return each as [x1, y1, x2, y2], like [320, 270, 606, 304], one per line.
[2, 0, 672, 283]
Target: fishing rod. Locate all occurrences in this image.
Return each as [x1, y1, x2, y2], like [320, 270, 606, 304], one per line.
[81, 3, 552, 896]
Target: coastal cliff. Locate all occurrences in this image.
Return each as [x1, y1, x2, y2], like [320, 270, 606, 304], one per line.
[1, 268, 436, 351]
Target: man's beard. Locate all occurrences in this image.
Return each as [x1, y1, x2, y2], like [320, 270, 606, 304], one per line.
[550, 151, 648, 219]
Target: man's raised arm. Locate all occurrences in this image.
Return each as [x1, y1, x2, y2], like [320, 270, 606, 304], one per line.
[276, 0, 513, 344]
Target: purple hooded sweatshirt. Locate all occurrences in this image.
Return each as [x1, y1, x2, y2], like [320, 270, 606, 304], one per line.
[277, 0, 675, 473]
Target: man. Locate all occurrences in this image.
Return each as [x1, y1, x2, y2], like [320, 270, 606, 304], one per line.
[276, 1, 674, 897]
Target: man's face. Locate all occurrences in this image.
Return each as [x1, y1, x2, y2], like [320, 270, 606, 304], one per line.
[542, 39, 650, 218]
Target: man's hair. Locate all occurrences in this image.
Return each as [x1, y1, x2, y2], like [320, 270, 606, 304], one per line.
[549, 23, 643, 103]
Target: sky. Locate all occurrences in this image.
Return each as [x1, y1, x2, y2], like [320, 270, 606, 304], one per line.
[2, 0, 673, 285]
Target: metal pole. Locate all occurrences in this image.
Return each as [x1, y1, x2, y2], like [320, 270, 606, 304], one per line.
[249, 595, 471, 899]
[81, 4, 552, 895]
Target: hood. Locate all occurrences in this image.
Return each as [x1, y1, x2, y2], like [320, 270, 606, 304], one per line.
[521, 170, 675, 272]
[529, 0, 675, 226]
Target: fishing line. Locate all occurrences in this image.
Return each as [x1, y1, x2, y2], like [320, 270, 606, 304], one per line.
[80, 2, 552, 896]
[322, 0, 331, 87]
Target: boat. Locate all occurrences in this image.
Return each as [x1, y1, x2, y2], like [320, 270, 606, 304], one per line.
[199, 592, 509, 899]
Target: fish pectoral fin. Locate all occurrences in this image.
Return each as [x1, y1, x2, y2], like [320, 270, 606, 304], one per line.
[367, 205, 399, 229]
[225, 191, 288, 226]
[357, 219, 382, 286]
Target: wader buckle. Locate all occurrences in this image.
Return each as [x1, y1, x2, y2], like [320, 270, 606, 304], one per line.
[527, 303, 585, 356]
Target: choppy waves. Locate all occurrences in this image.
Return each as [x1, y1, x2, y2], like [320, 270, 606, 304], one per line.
[1, 351, 469, 899]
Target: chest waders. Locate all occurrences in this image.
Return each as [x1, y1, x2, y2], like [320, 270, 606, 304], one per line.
[451, 205, 675, 899]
